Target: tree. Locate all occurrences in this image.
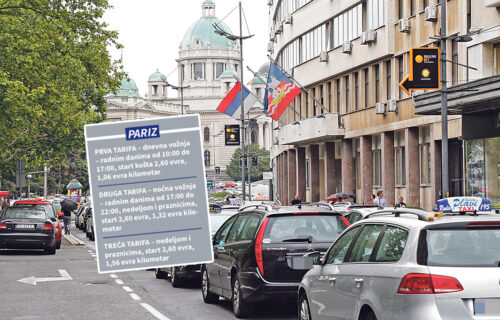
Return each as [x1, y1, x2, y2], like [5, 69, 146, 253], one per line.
[226, 144, 270, 182]
[0, 0, 123, 171]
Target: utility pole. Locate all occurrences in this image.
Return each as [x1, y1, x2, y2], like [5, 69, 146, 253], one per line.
[238, 1, 246, 201]
[43, 166, 49, 199]
[440, 0, 449, 198]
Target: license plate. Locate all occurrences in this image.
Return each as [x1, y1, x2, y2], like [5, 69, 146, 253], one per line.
[15, 224, 35, 229]
[475, 299, 500, 315]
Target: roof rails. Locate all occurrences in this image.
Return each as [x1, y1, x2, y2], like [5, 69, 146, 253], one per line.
[362, 208, 430, 222]
[238, 203, 273, 212]
[308, 202, 335, 211]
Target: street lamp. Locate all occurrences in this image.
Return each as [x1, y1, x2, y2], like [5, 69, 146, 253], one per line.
[213, 1, 254, 201]
[27, 174, 32, 199]
[211, 128, 225, 187]
[166, 83, 190, 115]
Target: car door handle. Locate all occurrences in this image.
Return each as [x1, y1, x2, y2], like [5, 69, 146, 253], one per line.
[354, 278, 364, 288]
[329, 277, 336, 286]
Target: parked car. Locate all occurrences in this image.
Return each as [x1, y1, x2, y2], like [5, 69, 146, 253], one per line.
[298, 208, 500, 320]
[0, 205, 58, 254]
[13, 200, 62, 249]
[74, 205, 86, 229]
[155, 210, 237, 287]
[201, 203, 350, 318]
[78, 206, 92, 231]
[86, 208, 94, 241]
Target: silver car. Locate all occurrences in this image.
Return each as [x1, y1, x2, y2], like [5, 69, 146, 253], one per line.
[298, 208, 500, 320]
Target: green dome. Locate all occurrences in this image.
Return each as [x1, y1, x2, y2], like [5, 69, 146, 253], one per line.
[148, 69, 166, 82]
[182, 16, 235, 50]
[252, 76, 265, 85]
[219, 69, 239, 79]
[116, 77, 140, 97]
[203, 0, 214, 3]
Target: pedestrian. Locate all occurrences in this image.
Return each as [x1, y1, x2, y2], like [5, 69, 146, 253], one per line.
[1, 200, 7, 210]
[395, 196, 407, 208]
[291, 194, 301, 205]
[369, 194, 376, 203]
[62, 206, 72, 235]
[373, 190, 386, 207]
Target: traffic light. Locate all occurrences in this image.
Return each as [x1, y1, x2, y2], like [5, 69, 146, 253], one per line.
[252, 156, 258, 166]
[225, 125, 240, 146]
[215, 166, 220, 174]
[239, 155, 247, 166]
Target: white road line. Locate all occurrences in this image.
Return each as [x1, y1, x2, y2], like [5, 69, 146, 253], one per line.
[140, 303, 171, 320]
[110, 274, 118, 279]
[115, 279, 124, 285]
[130, 293, 141, 301]
[122, 286, 133, 293]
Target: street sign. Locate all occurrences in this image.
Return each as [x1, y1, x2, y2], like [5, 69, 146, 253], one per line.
[224, 125, 240, 146]
[399, 47, 440, 95]
[207, 180, 214, 187]
[85, 115, 213, 273]
[263, 172, 273, 180]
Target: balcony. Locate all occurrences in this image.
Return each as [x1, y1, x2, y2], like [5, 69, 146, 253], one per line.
[277, 113, 344, 145]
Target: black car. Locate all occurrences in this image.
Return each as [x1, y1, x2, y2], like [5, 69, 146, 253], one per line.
[0, 205, 58, 254]
[201, 203, 350, 317]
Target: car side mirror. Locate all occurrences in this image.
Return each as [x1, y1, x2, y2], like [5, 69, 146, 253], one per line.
[50, 217, 57, 222]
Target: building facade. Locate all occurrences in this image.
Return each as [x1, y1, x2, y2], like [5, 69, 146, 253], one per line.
[269, 0, 500, 210]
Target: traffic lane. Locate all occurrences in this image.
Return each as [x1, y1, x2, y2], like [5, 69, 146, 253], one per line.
[0, 241, 154, 320]
[123, 267, 297, 320]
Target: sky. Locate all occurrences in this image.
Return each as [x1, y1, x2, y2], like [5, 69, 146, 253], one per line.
[104, 0, 269, 96]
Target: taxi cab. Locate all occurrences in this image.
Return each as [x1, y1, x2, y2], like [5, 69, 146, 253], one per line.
[298, 199, 500, 320]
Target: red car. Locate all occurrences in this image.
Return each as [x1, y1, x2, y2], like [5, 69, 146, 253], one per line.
[13, 200, 62, 249]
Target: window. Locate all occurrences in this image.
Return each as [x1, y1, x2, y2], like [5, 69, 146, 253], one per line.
[367, 0, 385, 30]
[226, 216, 249, 243]
[265, 215, 347, 243]
[312, 87, 316, 116]
[452, 41, 459, 85]
[398, 0, 404, 19]
[398, 56, 405, 98]
[347, 211, 363, 224]
[181, 64, 186, 82]
[204, 150, 210, 167]
[204, 127, 210, 142]
[494, 43, 500, 76]
[410, 0, 415, 16]
[328, 82, 332, 112]
[305, 159, 310, 189]
[395, 146, 406, 186]
[420, 143, 431, 185]
[345, 76, 350, 113]
[373, 149, 382, 187]
[234, 64, 239, 73]
[423, 0, 429, 9]
[374, 226, 408, 262]
[375, 64, 380, 103]
[336, 79, 341, 113]
[214, 62, 225, 79]
[239, 215, 261, 240]
[213, 216, 238, 244]
[326, 226, 361, 264]
[364, 68, 370, 108]
[192, 62, 204, 80]
[347, 224, 384, 262]
[355, 72, 359, 110]
[386, 60, 392, 100]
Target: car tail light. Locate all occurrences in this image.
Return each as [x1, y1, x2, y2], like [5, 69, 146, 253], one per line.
[292, 212, 320, 214]
[467, 222, 500, 227]
[398, 274, 463, 294]
[0, 223, 6, 230]
[43, 223, 54, 231]
[255, 217, 269, 276]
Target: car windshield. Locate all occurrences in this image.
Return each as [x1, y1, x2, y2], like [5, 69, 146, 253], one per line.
[265, 214, 347, 243]
[3, 207, 47, 219]
[425, 228, 500, 267]
[210, 215, 233, 233]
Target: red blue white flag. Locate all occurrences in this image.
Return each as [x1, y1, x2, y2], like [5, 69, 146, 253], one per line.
[216, 81, 261, 120]
[263, 62, 302, 121]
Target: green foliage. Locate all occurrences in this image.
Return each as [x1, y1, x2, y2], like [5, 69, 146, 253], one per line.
[226, 144, 270, 182]
[0, 0, 123, 171]
[211, 192, 232, 199]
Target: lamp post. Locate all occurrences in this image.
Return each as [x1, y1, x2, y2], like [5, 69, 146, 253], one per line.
[166, 83, 190, 115]
[212, 128, 224, 187]
[213, 1, 253, 201]
[27, 174, 32, 200]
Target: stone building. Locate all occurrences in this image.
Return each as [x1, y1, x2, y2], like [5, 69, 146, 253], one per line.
[269, 0, 500, 209]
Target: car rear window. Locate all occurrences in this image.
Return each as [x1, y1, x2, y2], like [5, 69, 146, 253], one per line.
[425, 228, 500, 267]
[209, 215, 232, 233]
[3, 207, 47, 219]
[265, 214, 347, 243]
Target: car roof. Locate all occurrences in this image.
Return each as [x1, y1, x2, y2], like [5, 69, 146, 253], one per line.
[239, 204, 342, 217]
[14, 200, 51, 205]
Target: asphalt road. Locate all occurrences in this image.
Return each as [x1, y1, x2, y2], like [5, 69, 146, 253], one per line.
[0, 224, 297, 320]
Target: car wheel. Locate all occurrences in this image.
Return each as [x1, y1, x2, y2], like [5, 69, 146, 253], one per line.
[45, 244, 56, 255]
[201, 268, 218, 303]
[232, 274, 253, 318]
[299, 293, 312, 320]
[155, 268, 168, 279]
[360, 310, 377, 320]
[171, 267, 184, 288]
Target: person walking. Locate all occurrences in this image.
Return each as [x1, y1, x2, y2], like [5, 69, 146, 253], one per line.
[373, 190, 386, 207]
[369, 194, 376, 203]
[395, 196, 407, 208]
[291, 194, 301, 205]
[62, 207, 72, 234]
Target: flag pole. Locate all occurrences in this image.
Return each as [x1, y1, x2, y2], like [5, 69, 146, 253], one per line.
[238, 1, 247, 201]
[247, 66, 302, 120]
[267, 54, 328, 114]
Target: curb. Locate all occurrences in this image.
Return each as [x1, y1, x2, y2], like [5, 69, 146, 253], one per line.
[63, 233, 85, 245]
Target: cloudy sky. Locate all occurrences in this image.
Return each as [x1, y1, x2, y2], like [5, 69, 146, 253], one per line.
[104, 0, 269, 95]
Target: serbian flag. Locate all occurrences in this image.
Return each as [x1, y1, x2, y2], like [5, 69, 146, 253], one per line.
[216, 81, 261, 120]
[263, 62, 302, 121]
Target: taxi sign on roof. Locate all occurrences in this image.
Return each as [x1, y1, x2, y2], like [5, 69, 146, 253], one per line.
[434, 197, 492, 213]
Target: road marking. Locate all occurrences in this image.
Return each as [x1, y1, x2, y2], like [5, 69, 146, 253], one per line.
[122, 286, 133, 292]
[110, 274, 118, 279]
[130, 293, 141, 301]
[18, 269, 72, 286]
[140, 303, 171, 320]
[115, 279, 124, 285]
